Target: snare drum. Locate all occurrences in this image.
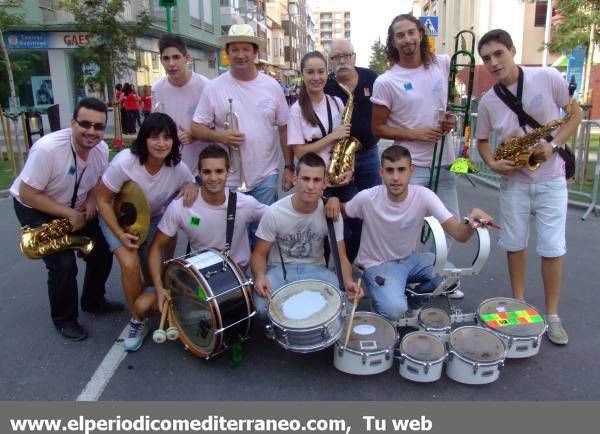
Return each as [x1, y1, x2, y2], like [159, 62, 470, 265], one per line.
[417, 308, 452, 343]
[164, 249, 255, 359]
[476, 297, 546, 358]
[334, 312, 398, 375]
[399, 331, 446, 382]
[266, 280, 344, 353]
[446, 326, 506, 385]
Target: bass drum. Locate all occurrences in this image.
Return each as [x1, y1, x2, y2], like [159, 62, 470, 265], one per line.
[476, 297, 546, 358]
[164, 249, 255, 359]
[334, 312, 398, 375]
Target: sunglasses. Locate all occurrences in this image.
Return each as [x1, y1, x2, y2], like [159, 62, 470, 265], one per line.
[74, 119, 106, 131]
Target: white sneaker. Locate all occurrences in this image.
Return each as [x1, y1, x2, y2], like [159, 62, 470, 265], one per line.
[443, 277, 464, 299]
[124, 319, 147, 352]
[545, 315, 568, 345]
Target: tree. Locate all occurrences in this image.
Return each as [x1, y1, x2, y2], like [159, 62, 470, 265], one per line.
[58, 0, 152, 91]
[0, 0, 26, 170]
[368, 37, 387, 74]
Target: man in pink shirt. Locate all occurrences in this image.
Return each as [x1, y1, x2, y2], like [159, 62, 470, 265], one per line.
[328, 145, 493, 320]
[476, 29, 581, 345]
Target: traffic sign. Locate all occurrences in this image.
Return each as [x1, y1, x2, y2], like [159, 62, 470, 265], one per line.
[159, 0, 176, 7]
[419, 16, 439, 36]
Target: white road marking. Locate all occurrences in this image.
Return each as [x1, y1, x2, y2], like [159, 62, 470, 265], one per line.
[76, 324, 130, 401]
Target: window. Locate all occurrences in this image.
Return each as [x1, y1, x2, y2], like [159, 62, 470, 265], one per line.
[534, 0, 548, 27]
[203, 0, 213, 25]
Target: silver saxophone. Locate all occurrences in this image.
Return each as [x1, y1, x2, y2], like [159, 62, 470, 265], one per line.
[223, 98, 250, 192]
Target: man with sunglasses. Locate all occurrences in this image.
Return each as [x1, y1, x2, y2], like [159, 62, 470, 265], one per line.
[11, 97, 121, 341]
[324, 38, 381, 263]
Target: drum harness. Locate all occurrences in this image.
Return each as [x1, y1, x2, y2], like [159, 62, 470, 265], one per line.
[275, 198, 346, 293]
[222, 190, 237, 270]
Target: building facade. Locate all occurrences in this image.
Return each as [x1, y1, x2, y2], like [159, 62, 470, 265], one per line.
[314, 7, 350, 56]
[1, 0, 221, 128]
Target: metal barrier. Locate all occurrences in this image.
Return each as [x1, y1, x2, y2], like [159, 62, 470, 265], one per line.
[462, 114, 600, 220]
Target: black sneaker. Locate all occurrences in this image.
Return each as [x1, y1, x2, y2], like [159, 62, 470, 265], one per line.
[56, 321, 88, 341]
[82, 298, 125, 314]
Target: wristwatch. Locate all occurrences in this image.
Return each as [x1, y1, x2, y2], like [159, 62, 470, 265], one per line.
[550, 142, 560, 153]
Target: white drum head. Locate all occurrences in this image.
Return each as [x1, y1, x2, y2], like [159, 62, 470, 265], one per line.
[269, 280, 342, 329]
[343, 312, 397, 353]
[418, 308, 451, 329]
[477, 297, 545, 338]
[401, 331, 445, 361]
[450, 326, 505, 362]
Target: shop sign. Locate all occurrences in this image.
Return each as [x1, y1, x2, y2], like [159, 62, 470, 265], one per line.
[3, 31, 93, 49]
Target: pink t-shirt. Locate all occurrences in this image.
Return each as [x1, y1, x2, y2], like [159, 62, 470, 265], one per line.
[371, 55, 453, 167]
[476, 67, 569, 183]
[192, 71, 289, 190]
[101, 149, 194, 217]
[287, 95, 344, 166]
[10, 128, 108, 210]
[152, 72, 210, 174]
[158, 190, 267, 268]
[345, 185, 452, 269]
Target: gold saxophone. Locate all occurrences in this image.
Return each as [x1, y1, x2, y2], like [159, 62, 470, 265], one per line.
[327, 83, 362, 185]
[494, 101, 573, 170]
[20, 218, 95, 259]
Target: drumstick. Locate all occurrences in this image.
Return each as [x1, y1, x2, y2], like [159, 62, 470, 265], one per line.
[343, 278, 361, 351]
[152, 299, 170, 344]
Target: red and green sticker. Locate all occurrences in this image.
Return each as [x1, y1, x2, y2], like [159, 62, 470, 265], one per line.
[481, 308, 543, 328]
[197, 286, 206, 301]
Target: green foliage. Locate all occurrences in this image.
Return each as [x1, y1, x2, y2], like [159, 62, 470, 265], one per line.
[57, 0, 152, 89]
[368, 37, 387, 74]
[548, 0, 600, 53]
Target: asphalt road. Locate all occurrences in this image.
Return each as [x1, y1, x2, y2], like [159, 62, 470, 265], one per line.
[1, 164, 599, 401]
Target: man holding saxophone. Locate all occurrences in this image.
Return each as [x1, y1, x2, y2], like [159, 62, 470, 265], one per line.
[191, 24, 294, 228]
[476, 29, 582, 345]
[10, 98, 120, 341]
[371, 14, 463, 299]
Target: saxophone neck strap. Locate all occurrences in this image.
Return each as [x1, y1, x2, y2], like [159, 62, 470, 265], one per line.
[314, 95, 333, 138]
[493, 67, 553, 142]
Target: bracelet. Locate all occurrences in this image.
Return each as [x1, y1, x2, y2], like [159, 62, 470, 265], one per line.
[284, 164, 295, 171]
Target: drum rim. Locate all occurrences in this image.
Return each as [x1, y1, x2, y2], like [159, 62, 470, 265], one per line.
[267, 279, 344, 330]
[400, 331, 446, 362]
[336, 311, 398, 356]
[448, 326, 506, 365]
[165, 248, 254, 358]
[476, 297, 546, 338]
[417, 307, 452, 332]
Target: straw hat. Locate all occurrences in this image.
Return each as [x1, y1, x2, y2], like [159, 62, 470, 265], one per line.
[218, 24, 266, 50]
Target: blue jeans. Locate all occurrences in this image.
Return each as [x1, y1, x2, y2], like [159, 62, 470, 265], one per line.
[245, 173, 279, 249]
[253, 263, 340, 321]
[354, 146, 382, 191]
[362, 252, 442, 321]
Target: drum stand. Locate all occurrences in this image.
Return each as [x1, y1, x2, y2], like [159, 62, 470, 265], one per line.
[392, 216, 490, 329]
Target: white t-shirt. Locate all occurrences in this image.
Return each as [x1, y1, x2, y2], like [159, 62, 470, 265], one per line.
[371, 55, 453, 167]
[10, 128, 108, 210]
[158, 190, 267, 268]
[476, 67, 569, 183]
[151, 72, 210, 174]
[256, 195, 344, 266]
[101, 149, 194, 217]
[192, 71, 289, 189]
[287, 95, 344, 166]
[345, 185, 452, 269]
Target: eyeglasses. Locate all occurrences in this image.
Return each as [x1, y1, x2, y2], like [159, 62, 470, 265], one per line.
[330, 53, 355, 62]
[74, 119, 106, 131]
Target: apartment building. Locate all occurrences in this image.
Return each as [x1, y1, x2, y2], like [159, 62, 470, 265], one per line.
[1, 0, 221, 126]
[314, 7, 351, 56]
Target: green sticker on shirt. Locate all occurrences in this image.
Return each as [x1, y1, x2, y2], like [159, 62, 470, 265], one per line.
[190, 216, 201, 227]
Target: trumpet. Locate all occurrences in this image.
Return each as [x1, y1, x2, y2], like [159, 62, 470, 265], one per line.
[223, 98, 250, 193]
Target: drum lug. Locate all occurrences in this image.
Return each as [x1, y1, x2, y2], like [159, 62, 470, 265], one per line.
[321, 326, 330, 340]
[473, 362, 479, 375]
[337, 346, 345, 357]
[265, 324, 274, 340]
[424, 362, 430, 375]
[507, 337, 514, 349]
[361, 353, 367, 365]
[447, 351, 454, 362]
[282, 327, 289, 345]
[533, 337, 539, 348]
[499, 360, 505, 371]
[384, 349, 391, 361]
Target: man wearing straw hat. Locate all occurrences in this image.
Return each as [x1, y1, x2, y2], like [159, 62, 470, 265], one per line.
[192, 24, 294, 243]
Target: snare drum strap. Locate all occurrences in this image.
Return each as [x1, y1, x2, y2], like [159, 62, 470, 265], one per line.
[323, 198, 346, 292]
[224, 190, 237, 256]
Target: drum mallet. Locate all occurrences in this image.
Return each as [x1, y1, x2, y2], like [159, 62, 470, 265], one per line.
[343, 278, 361, 352]
[152, 299, 170, 344]
[166, 306, 179, 341]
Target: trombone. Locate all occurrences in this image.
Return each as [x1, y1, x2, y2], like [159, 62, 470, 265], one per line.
[422, 30, 476, 243]
[223, 98, 250, 193]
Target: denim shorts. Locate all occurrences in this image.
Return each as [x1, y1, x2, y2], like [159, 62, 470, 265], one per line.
[498, 177, 567, 257]
[99, 214, 161, 266]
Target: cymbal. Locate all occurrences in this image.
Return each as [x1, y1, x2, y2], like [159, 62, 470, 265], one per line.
[113, 181, 150, 245]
